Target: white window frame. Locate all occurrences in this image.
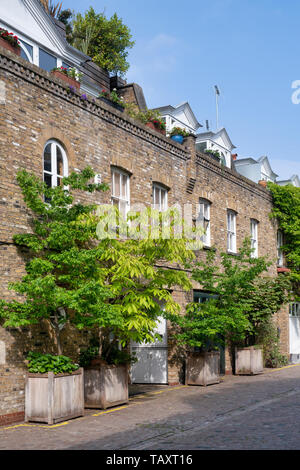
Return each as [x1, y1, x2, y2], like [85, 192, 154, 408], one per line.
[277, 230, 284, 267]
[198, 199, 211, 247]
[111, 168, 130, 219]
[227, 210, 237, 253]
[250, 219, 258, 258]
[289, 302, 300, 317]
[43, 140, 68, 188]
[153, 183, 168, 212]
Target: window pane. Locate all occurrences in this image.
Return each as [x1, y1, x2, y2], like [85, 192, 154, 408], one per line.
[57, 146, 63, 176]
[39, 49, 57, 72]
[44, 144, 52, 172]
[121, 174, 128, 199]
[44, 173, 52, 188]
[20, 40, 33, 62]
[113, 172, 120, 197]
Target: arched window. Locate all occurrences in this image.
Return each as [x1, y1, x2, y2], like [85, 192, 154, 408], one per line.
[43, 140, 68, 188]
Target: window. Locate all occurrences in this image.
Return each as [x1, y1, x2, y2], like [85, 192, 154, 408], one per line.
[20, 40, 33, 63]
[250, 219, 258, 258]
[43, 140, 68, 189]
[39, 49, 57, 72]
[194, 291, 217, 303]
[153, 184, 168, 212]
[290, 302, 300, 317]
[277, 230, 284, 267]
[198, 199, 211, 247]
[227, 210, 237, 253]
[111, 168, 130, 219]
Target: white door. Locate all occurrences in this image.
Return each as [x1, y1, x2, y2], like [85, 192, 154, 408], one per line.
[130, 316, 168, 384]
[289, 303, 300, 363]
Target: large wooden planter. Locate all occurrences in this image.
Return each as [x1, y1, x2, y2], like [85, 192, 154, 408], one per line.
[235, 346, 263, 375]
[186, 351, 220, 386]
[84, 364, 129, 409]
[51, 70, 81, 90]
[25, 368, 84, 425]
[0, 37, 21, 56]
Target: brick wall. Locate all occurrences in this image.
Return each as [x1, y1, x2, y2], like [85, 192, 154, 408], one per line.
[0, 47, 289, 421]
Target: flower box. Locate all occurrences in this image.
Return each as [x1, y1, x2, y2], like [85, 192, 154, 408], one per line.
[25, 368, 84, 425]
[98, 96, 124, 113]
[51, 70, 81, 90]
[146, 122, 166, 136]
[235, 346, 263, 375]
[84, 363, 128, 409]
[185, 351, 220, 386]
[0, 37, 21, 56]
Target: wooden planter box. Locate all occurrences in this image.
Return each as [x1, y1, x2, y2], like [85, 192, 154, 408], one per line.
[235, 346, 263, 375]
[84, 364, 129, 409]
[51, 70, 81, 90]
[186, 351, 220, 386]
[25, 368, 84, 425]
[0, 37, 21, 56]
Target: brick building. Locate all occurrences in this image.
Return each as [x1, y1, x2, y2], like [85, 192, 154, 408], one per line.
[0, 1, 291, 425]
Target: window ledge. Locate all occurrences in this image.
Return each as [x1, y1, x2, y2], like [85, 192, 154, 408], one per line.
[227, 251, 239, 256]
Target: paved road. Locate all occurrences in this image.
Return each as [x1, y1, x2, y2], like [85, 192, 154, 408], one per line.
[1, 365, 300, 450]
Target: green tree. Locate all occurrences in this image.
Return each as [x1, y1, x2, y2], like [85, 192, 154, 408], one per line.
[70, 7, 134, 76]
[171, 240, 291, 353]
[0, 169, 194, 362]
[268, 182, 300, 297]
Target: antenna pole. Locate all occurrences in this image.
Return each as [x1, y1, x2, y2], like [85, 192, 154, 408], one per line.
[215, 85, 220, 131]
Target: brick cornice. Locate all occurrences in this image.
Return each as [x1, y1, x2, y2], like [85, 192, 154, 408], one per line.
[0, 48, 189, 161]
[196, 152, 273, 202]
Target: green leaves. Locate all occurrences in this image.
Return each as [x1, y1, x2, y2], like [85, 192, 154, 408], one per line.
[27, 351, 79, 375]
[70, 8, 134, 76]
[268, 182, 300, 295]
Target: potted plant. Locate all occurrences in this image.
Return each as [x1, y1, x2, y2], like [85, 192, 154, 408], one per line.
[98, 88, 125, 112]
[51, 66, 82, 90]
[25, 352, 84, 425]
[79, 339, 135, 409]
[145, 118, 166, 136]
[169, 127, 190, 144]
[0, 27, 21, 56]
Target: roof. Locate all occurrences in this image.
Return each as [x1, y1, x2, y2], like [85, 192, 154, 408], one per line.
[153, 101, 202, 130]
[196, 127, 236, 150]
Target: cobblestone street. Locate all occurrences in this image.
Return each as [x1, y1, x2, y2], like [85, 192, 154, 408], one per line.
[1, 365, 300, 450]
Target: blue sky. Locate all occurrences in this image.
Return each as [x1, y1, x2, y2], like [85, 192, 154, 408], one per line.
[63, 0, 300, 180]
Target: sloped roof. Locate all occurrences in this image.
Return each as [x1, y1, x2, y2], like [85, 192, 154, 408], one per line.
[196, 127, 236, 150]
[153, 101, 202, 130]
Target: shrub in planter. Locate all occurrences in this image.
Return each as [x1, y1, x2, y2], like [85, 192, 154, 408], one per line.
[0, 27, 21, 56]
[169, 127, 190, 144]
[51, 66, 82, 90]
[25, 352, 84, 424]
[98, 88, 125, 112]
[79, 341, 136, 409]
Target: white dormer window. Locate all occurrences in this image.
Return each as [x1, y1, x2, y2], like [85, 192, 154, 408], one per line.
[111, 168, 130, 219]
[153, 184, 168, 212]
[227, 210, 237, 253]
[250, 219, 258, 258]
[198, 199, 211, 247]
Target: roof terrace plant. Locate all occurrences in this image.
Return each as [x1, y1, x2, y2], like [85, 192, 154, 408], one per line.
[0, 27, 20, 48]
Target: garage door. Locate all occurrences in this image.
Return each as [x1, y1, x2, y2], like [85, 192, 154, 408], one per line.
[130, 316, 168, 384]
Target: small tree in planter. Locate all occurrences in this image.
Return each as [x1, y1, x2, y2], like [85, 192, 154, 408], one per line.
[169, 127, 190, 144]
[77, 205, 200, 408]
[173, 239, 292, 378]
